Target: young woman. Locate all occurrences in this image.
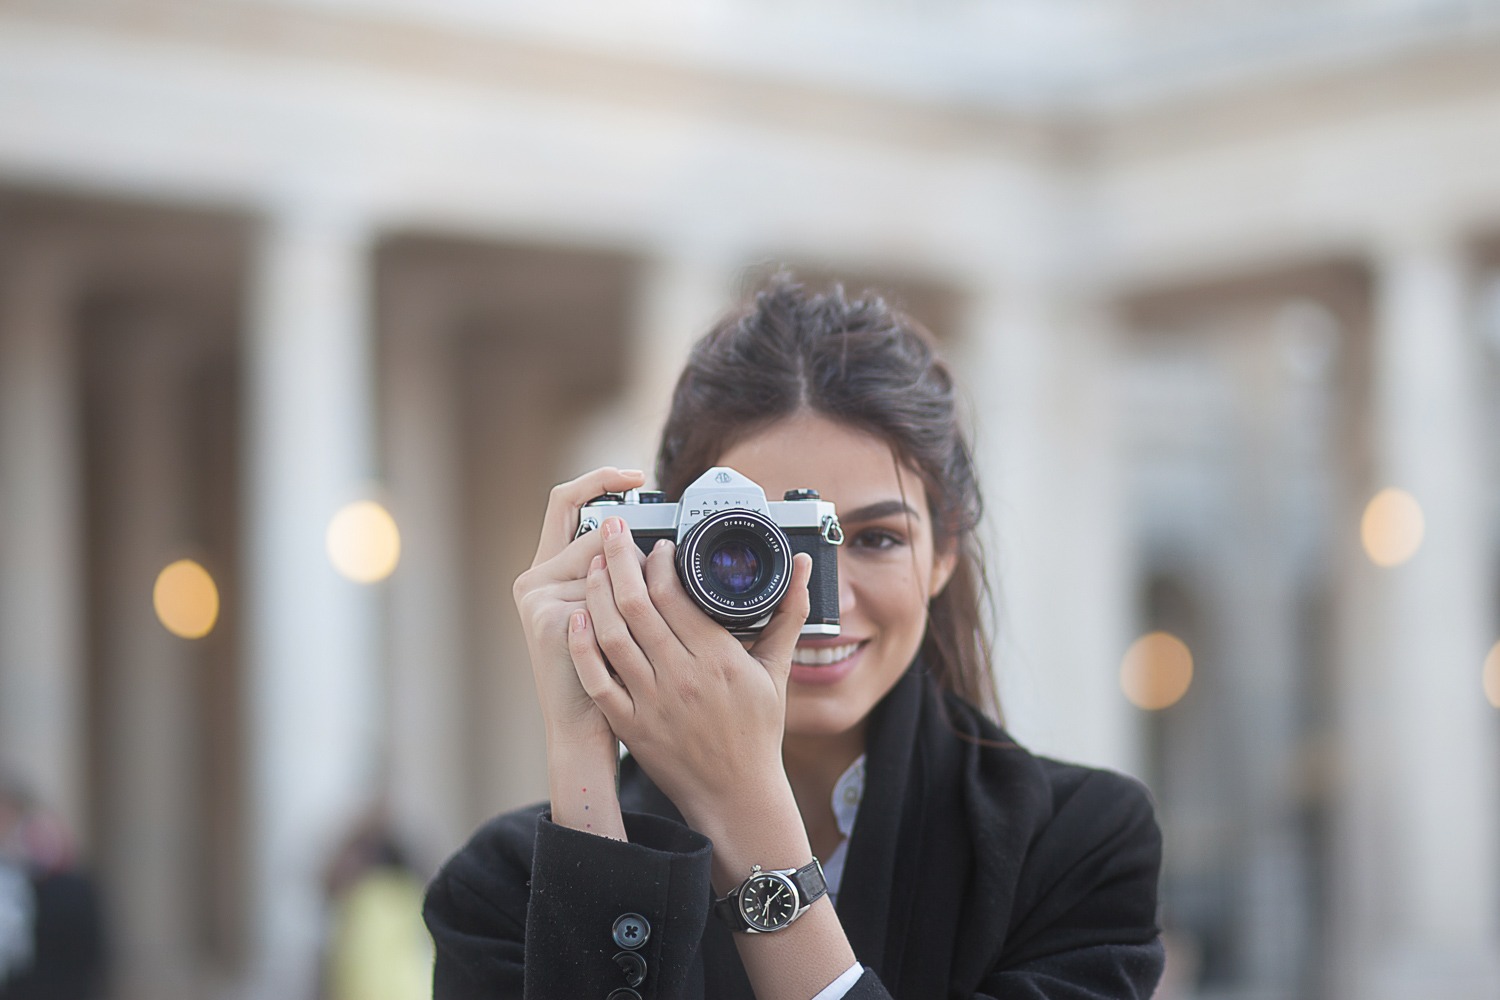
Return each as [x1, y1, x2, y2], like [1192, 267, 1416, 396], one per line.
[424, 278, 1164, 999]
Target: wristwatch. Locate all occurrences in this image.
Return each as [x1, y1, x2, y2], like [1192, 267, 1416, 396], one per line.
[713, 858, 827, 933]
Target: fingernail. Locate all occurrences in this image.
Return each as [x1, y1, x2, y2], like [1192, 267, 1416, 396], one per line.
[620, 469, 644, 479]
[602, 517, 622, 539]
[653, 539, 669, 553]
[590, 555, 604, 572]
[571, 611, 587, 633]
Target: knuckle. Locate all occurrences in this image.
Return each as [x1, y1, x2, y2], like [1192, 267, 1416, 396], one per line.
[583, 681, 619, 714]
[646, 572, 676, 605]
[586, 579, 611, 609]
[595, 621, 631, 655]
[539, 608, 570, 639]
[598, 688, 626, 714]
[578, 670, 610, 700]
[512, 569, 536, 601]
[616, 590, 652, 621]
[673, 677, 702, 704]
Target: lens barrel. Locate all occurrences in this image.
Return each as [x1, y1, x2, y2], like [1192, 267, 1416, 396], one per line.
[676, 508, 791, 626]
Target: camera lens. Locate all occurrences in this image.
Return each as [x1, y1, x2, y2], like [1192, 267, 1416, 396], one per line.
[677, 509, 790, 628]
[707, 536, 764, 596]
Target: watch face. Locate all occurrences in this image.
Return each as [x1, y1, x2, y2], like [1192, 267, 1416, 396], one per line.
[738, 872, 799, 931]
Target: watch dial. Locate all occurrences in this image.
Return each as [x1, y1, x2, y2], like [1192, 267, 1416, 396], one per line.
[740, 873, 798, 931]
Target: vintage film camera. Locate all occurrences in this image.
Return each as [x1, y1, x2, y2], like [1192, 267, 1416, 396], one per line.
[575, 467, 843, 637]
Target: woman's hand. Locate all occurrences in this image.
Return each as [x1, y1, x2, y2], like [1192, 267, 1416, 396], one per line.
[513, 468, 646, 839]
[513, 468, 645, 745]
[567, 516, 812, 832]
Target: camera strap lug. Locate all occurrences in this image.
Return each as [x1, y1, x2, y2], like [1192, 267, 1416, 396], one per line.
[820, 515, 844, 546]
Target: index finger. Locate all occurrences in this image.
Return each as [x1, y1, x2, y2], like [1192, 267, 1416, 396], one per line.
[642, 540, 722, 651]
[532, 467, 647, 565]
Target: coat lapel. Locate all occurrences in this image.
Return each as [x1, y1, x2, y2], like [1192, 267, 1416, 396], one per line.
[834, 666, 920, 971]
[837, 666, 975, 996]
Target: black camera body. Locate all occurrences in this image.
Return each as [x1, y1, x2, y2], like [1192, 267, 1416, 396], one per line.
[576, 467, 843, 637]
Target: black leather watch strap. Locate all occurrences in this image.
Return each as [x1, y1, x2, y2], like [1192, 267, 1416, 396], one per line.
[790, 858, 827, 902]
[712, 889, 751, 932]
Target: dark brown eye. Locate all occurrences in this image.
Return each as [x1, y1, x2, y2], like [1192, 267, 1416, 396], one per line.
[853, 528, 903, 550]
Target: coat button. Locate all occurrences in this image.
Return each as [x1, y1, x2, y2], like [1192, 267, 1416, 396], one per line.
[612, 950, 647, 987]
[605, 990, 642, 1000]
[611, 912, 650, 950]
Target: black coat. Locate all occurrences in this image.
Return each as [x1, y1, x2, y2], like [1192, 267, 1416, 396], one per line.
[424, 666, 1164, 999]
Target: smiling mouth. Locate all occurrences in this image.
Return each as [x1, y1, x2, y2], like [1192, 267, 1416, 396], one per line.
[791, 642, 863, 666]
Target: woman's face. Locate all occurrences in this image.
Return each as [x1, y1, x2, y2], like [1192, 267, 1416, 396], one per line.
[715, 412, 956, 740]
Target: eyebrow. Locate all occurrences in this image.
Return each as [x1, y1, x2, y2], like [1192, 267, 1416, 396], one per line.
[838, 499, 922, 524]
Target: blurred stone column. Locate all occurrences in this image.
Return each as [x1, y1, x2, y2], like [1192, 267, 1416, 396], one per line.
[0, 246, 85, 833]
[962, 278, 1138, 774]
[466, 356, 564, 813]
[1214, 323, 1313, 993]
[1345, 235, 1499, 999]
[92, 325, 200, 1000]
[243, 205, 381, 999]
[570, 251, 736, 478]
[384, 279, 469, 857]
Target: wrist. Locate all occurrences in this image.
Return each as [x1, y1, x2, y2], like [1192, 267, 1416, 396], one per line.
[546, 733, 626, 841]
[688, 779, 813, 894]
[545, 717, 617, 757]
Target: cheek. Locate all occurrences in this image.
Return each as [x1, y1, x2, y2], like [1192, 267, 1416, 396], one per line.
[865, 573, 928, 634]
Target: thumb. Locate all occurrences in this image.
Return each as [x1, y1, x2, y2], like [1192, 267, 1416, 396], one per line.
[751, 552, 813, 686]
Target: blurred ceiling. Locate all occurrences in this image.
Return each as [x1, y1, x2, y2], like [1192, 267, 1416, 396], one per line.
[256, 0, 1500, 111]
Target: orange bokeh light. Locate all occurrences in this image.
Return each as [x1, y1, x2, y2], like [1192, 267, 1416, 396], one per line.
[1121, 631, 1194, 711]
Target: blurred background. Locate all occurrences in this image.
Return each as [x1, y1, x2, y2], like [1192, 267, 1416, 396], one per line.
[1, 1, 1498, 998]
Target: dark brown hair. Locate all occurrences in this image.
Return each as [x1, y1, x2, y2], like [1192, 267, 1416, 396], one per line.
[655, 275, 999, 719]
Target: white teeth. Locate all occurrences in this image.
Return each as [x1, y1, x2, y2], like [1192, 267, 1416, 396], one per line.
[791, 642, 861, 666]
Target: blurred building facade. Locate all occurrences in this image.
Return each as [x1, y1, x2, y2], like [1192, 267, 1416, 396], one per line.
[0, 2, 1498, 999]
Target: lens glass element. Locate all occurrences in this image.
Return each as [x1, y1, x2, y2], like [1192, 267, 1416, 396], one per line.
[707, 536, 763, 596]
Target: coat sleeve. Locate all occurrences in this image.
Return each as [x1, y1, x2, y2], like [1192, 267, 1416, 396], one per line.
[424, 810, 715, 1000]
[973, 767, 1165, 998]
[838, 768, 1166, 1000]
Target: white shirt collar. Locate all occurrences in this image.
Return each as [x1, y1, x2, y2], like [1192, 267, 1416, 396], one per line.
[831, 753, 866, 838]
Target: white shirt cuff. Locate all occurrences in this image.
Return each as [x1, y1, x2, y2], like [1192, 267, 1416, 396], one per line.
[810, 962, 864, 1000]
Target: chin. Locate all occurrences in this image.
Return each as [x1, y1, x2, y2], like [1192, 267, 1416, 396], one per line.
[784, 703, 864, 740]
